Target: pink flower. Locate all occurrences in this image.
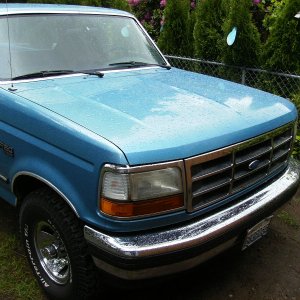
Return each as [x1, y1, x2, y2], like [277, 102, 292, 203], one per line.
[160, 0, 167, 8]
[144, 11, 152, 21]
[252, 0, 261, 5]
[127, 0, 140, 6]
[191, 1, 196, 9]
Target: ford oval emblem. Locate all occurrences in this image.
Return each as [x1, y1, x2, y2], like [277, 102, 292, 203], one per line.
[248, 160, 260, 170]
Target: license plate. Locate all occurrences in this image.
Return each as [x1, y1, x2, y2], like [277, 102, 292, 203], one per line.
[242, 216, 273, 251]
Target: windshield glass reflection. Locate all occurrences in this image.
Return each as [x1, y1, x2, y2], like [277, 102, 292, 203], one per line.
[0, 14, 165, 80]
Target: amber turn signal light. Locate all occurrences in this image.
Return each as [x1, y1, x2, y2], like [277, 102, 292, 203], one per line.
[100, 194, 184, 218]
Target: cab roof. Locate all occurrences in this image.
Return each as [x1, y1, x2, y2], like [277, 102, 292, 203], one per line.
[0, 3, 132, 17]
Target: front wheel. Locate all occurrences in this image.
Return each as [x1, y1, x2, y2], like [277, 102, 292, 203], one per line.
[19, 188, 97, 300]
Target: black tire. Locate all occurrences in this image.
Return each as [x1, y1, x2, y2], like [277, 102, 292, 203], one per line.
[19, 188, 98, 300]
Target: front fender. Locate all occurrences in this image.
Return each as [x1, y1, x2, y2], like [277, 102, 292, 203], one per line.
[11, 154, 96, 219]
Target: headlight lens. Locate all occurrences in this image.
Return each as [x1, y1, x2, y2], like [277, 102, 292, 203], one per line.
[100, 167, 184, 218]
[130, 168, 182, 200]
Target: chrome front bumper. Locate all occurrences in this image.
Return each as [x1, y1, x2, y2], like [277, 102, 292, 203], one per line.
[84, 158, 300, 279]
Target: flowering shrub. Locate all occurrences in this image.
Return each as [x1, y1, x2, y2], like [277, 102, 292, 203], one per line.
[160, 0, 166, 7]
[128, 0, 141, 6]
[252, 0, 261, 5]
[127, 1, 162, 40]
[127, 0, 196, 41]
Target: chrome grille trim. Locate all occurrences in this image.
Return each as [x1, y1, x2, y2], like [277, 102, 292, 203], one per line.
[185, 123, 295, 212]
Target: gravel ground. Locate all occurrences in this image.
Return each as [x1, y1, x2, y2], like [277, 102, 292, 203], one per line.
[1, 188, 300, 300]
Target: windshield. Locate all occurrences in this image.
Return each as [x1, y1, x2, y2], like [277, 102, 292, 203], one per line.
[0, 13, 166, 80]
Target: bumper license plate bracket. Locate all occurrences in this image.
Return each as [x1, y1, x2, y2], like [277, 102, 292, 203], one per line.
[242, 216, 273, 250]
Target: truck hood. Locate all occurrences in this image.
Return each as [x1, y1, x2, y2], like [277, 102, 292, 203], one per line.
[11, 68, 297, 165]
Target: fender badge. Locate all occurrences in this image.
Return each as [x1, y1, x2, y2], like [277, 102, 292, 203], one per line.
[0, 141, 14, 157]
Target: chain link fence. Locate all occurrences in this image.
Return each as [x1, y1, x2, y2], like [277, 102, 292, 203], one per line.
[165, 55, 300, 100]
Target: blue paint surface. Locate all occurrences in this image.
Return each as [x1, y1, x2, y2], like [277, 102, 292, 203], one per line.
[10, 67, 296, 165]
[0, 4, 297, 232]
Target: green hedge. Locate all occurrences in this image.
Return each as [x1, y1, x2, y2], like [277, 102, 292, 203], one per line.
[157, 0, 192, 56]
[263, 0, 300, 74]
[221, 0, 261, 68]
[193, 0, 226, 61]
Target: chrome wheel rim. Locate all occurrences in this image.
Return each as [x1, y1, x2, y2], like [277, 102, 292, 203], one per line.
[34, 221, 70, 285]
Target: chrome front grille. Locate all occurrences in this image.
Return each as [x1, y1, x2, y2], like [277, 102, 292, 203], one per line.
[185, 123, 295, 212]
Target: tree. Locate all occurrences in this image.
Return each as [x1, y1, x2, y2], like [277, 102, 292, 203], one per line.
[28, 0, 131, 9]
[157, 0, 191, 56]
[128, 1, 163, 41]
[263, 0, 300, 73]
[193, 0, 226, 61]
[28, 0, 101, 5]
[187, 6, 196, 57]
[263, 0, 286, 34]
[102, 0, 131, 12]
[221, 0, 261, 67]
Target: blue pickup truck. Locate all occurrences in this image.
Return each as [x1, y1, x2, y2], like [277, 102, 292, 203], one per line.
[0, 4, 299, 300]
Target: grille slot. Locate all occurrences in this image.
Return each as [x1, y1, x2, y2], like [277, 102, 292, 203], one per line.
[185, 124, 294, 211]
[235, 140, 272, 165]
[192, 170, 232, 196]
[191, 154, 232, 179]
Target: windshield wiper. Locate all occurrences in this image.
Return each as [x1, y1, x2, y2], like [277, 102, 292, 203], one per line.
[12, 70, 76, 80]
[12, 69, 105, 80]
[81, 70, 104, 78]
[12, 63, 167, 80]
[109, 61, 171, 70]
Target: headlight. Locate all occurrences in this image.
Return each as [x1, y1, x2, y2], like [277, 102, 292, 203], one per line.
[100, 166, 184, 218]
